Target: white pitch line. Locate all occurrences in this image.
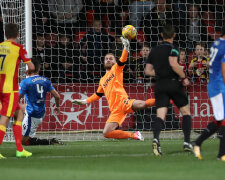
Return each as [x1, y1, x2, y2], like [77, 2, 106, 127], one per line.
[39, 153, 151, 159]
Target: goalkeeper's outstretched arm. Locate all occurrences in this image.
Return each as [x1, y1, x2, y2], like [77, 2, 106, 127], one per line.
[119, 37, 130, 64]
[72, 92, 104, 105]
[72, 83, 104, 105]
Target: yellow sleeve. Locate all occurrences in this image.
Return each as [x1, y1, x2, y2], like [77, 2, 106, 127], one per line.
[86, 83, 104, 104]
[119, 49, 129, 63]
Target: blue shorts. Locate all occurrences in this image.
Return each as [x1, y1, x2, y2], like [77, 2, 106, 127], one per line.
[208, 82, 225, 120]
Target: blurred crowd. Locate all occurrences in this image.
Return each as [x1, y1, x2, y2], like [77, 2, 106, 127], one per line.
[0, 0, 224, 84]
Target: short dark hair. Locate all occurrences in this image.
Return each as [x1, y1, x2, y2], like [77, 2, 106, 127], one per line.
[5, 23, 19, 39]
[162, 24, 175, 39]
[142, 43, 150, 49]
[195, 42, 206, 49]
[31, 57, 41, 74]
[180, 48, 186, 53]
[222, 26, 225, 36]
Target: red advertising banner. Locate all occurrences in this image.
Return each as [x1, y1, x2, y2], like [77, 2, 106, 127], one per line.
[39, 83, 213, 131]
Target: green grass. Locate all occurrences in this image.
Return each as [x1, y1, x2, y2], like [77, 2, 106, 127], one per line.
[0, 139, 224, 180]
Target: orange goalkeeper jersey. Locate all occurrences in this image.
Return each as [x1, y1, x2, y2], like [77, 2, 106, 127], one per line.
[0, 40, 31, 93]
[88, 50, 129, 112]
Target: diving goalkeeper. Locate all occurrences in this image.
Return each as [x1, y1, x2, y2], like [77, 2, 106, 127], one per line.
[72, 37, 155, 140]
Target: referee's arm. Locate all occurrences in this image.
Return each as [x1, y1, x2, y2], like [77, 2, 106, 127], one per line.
[169, 56, 189, 86]
[145, 63, 155, 76]
[169, 56, 185, 79]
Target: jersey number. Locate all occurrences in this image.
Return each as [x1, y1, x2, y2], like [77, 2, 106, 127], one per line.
[36, 84, 44, 98]
[209, 47, 218, 66]
[0, 54, 6, 71]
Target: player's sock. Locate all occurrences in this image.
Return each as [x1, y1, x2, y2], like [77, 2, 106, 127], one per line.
[145, 99, 156, 107]
[218, 122, 225, 158]
[152, 117, 164, 141]
[13, 121, 23, 152]
[182, 115, 192, 143]
[195, 121, 219, 146]
[104, 130, 134, 139]
[0, 125, 6, 145]
[26, 137, 51, 145]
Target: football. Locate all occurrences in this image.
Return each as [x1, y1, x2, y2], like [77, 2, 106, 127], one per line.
[122, 25, 137, 40]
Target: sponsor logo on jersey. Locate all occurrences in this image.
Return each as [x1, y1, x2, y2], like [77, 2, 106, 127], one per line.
[103, 73, 115, 88]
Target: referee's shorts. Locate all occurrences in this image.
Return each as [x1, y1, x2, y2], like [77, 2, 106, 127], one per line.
[155, 79, 188, 109]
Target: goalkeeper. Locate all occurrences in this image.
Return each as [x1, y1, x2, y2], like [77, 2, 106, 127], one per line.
[73, 37, 155, 140]
[19, 58, 63, 145]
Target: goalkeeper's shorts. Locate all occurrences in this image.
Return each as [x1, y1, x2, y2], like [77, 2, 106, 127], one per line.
[106, 98, 135, 125]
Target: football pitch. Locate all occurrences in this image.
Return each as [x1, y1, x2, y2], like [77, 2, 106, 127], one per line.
[0, 139, 224, 180]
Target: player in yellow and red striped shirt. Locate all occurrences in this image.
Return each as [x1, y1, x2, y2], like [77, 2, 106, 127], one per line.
[0, 23, 34, 159]
[73, 37, 156, 140]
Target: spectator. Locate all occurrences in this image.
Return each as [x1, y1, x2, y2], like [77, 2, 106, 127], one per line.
[180, 4, 212, 51]
[33, 34, 46, 76]
[32, 0, 53, 34]
[45, 32, 59, 83]
[0, 8, 4, 42]
[129, 0, 155, 30]
[94, 0, 120, 32]
[115, 0, 130, 28]
[179, 48, 187, 73]
[144, 0, 178, 47]
[58, 34, 80, 83]
[188, 42, 209, 83]
[130, 44, 151, 83]
[80, 19, 110, 82]
[49, 0, 84, 35]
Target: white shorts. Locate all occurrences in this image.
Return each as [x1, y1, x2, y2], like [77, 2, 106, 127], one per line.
[22, 112, 44, 138]
[210, 93, 225, 121]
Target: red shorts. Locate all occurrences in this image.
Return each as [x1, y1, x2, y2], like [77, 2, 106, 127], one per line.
[0, 92, 20, 117]
[106, 98, 135, 125]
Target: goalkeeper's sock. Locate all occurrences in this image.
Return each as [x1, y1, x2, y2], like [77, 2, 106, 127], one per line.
[145, 99, 156, 107]
[13, 121, 23, 152]
[104, 130, 134, 139]
[152, 117, 164, 141]
[195, 121, 218, 146]
[26, 137, 51, 145]
[0, 125, 6, 145]
[182, 115, 192, 143]
[218, 123, 225, 158]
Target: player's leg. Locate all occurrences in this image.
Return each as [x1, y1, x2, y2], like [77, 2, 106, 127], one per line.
[179, 105, 192, 151]
[218, 120, 225, 161]
[131, 99, 155, 111]
[151, 86, 169, 156]
[0, 93, 15, 159]
[169, 82, 192, 151]
[22, 114, 62, 145]
[103, 112, 143, 140]
[0, 115, 10, 159]
[194, 93, 224, 160]
[14, 109, 32, 158]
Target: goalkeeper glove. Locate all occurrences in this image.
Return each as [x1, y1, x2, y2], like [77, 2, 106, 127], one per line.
[120, 37, 130, 51]
[72, 99, 87, 105]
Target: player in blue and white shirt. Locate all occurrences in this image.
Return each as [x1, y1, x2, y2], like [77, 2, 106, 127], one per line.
[19, 58, 61, 145]
[193, 26, 225, 161]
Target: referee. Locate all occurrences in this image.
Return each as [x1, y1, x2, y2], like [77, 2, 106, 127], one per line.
[145, 24, 192, 156]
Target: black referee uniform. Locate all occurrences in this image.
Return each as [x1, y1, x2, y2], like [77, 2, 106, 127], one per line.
[146, 41, 192, 155]
[146, 41, 188, 108]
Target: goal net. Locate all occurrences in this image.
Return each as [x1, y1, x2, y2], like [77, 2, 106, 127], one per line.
[1, 0, 223, 141]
